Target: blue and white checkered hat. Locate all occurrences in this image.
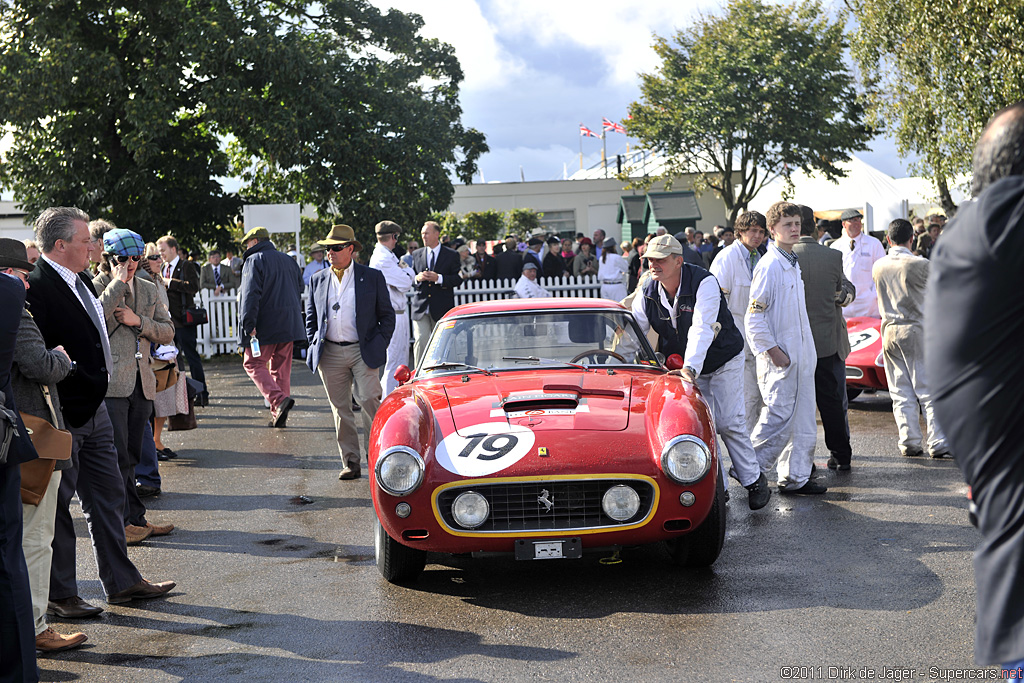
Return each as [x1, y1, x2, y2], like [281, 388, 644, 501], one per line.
[103, 228, 146, 257]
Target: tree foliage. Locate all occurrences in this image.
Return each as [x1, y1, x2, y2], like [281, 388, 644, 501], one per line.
[459, 210, 505, 244]
[849, 0, 1024, 214]
[626, 0, 873, 225]
[0, 0, 486, 252]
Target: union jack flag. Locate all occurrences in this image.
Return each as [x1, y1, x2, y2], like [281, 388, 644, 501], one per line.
[579, 124, 599, 138]
[602, 117, 626, 134]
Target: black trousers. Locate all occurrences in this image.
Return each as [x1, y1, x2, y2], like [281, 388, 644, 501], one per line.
[174, 325, 206, 392]
[0, 460, 37, 682]
[105, 372, 153, 527]
[815, 352, 853, 464]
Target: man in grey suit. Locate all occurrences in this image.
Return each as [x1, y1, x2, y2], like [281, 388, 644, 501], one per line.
[92, 228, 176, 542]
[792, 205, 857, 471]
[199, 249, 240, 294]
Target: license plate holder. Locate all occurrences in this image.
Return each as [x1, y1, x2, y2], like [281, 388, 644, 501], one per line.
[514, 538, 582, 560]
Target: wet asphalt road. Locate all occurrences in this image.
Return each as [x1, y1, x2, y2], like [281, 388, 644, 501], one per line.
[37, 358, 987, 682]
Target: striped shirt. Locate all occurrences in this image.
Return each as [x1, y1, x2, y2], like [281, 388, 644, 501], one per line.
[42, 255, 109, 339]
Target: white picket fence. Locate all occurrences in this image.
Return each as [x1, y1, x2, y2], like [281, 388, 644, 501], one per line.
[196, 274, 604, 357]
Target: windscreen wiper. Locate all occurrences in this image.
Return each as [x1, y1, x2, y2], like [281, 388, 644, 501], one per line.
[502, 356, 590, 372]
[420, 362, 493, 376]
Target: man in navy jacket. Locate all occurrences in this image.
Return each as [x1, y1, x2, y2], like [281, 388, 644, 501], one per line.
[306, 225, 395, 481]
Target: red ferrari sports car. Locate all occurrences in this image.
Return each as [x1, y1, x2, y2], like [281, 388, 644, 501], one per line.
[369, 298, 726, 583]
[845, 316, 888, 400]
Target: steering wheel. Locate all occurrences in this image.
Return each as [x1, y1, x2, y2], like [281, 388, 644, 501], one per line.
[570, 349, 627, 364]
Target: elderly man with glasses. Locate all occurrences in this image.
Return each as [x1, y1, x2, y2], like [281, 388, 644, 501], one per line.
[830, 208, 885, 319]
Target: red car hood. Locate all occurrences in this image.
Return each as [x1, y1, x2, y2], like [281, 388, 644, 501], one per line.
[441, 370, 633, 433]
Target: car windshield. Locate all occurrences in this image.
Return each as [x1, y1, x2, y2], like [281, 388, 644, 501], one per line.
[418, 310, 659, 375]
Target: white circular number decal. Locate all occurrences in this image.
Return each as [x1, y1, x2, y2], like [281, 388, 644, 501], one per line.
[848, 326, 880, 352]
[435, 422, 536, 477]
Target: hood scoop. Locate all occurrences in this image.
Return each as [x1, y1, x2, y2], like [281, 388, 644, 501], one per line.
[501, 392, 580, 413]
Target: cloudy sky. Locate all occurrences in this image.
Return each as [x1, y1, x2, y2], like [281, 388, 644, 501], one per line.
[371, 0, 914, 184]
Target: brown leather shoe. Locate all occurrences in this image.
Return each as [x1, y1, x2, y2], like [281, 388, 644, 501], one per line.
[106, 579, 176, 604]
[125, 524, 152, 545]
[145, 521, 174, 536]
[338, 465, 361, 480]
[35, 626, 87, 652]
[47, 596, 104, 619]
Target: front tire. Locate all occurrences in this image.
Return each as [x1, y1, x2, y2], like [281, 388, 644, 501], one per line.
[374, 514, 426, 583]
[666, 472, 727, 567]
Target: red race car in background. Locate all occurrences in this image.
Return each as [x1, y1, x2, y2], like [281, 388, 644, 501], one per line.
[845, 316, 888, 400]
[369, 298, 726, 583]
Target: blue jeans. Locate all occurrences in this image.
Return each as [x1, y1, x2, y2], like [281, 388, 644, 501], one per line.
[135, 420, 161, 489]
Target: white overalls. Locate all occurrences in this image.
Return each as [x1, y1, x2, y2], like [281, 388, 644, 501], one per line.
[598, 252, 629, 302]
[745, 244, 818, 488]
[369, 242, 415, 396]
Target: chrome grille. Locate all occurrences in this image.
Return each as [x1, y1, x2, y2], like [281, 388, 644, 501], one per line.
[436, 479, 656, 532]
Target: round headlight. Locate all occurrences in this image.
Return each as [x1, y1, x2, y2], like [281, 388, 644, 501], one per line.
[661, 435, 712, 484]
[375, 446, 424, 496]
[451, 491, 490, 529]
[602, 484, 641, 522]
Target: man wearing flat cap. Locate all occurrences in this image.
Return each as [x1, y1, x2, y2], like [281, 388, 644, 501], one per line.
[238, 226, 306, 427]
[522, 236, 544, 272]
[411, 221, 462, 367]
[830, 208, 885, 318]
[306, 225, 395, 480]
[368, 220, 415, 397]
[303, 244, 329, 287]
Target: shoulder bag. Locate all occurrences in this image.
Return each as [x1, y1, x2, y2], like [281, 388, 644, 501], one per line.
[20, 385, 73, 505]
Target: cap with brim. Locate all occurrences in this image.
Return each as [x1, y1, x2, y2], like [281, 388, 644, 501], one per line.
[840, 209, 863, 221]
[0, 237, 34, 272]
[527, 237, 543, 246]
[243, 226, 270, 243]
[644, 234, 683, 260]
[579, 237, 593, 246]
[318, 224, 363, 252]
[375, 220, 401, 236]
[546, 236, 561, 245]
[103, 228, 146, 257]
[603, 237, 617, 249]
[309, 245, 325, 254]
[522, 261, 538, 271]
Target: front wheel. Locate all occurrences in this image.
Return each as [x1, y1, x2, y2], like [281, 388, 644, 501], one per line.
[374, 514, 426, 583]
[666, 472, 726, 567]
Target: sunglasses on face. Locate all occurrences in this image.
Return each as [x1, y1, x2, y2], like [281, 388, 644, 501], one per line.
[329, 245, 351, 252]
[146, 255, 162, 261]
[110, 254, 142, 263]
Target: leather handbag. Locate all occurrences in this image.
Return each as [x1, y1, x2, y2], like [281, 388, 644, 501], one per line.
[19, 386, 72, 506]
[181, 291, 208, 326]
[153, 361, 179, 393]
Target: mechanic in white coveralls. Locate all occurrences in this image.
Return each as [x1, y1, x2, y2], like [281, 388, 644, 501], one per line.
[514, 261, 550, 299]
[631, 234, 771, 511]
[830, 208, 885, 319]
[871, 218, 950, 459]
[745, 202, 827, 495]
[368, 220, 415, 397]
[710, 210, 768, 434]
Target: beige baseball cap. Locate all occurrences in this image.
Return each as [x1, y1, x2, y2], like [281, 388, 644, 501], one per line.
[644, 234, 683, 260]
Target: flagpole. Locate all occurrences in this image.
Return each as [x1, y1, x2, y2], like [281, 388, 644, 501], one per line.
[602, 131, 607, 178]
[579, 132, 583, 171]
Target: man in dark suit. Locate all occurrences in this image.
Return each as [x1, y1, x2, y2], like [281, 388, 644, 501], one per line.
[27, 207, 174, 617]
[473, 241, 496, 280]
[0, 261, 39, 680]
[494, 235, 523, 281]
[522, 237, 544, 272]
[156, 235, 207, 404]
[411, 221, 462, 367]
[792, 205, 857, 471]
[926, 102, 1024, 672]
[306, 225, 395, 481]
[199, 249, 240, 294]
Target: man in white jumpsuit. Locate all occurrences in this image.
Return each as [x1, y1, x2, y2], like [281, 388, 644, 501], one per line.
[597, 238, 628, 301]
[710, 210, 767, 433]
[368, 221, 415, 397]
[514, 262, 550, 299]
[872, 218, 950, 458]
[830, 208, 885, 319]
[746, 202, 826, 495]
[631, 234, 771, 510]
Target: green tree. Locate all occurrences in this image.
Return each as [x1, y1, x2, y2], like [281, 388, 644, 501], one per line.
[505, 208, 544, 237]
[849, 0, 1024, 215]
[460, 210, 505, 244]
[626, 0, 873, 225]
[0, 0, 485, 252]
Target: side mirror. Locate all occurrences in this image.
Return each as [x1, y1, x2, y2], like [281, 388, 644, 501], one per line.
[654, 352, 666, 365]
[394, 365, 411, 386]
[665, 354, 684, 371]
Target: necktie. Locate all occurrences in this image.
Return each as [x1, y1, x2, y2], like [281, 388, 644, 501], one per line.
[428, 249, 435, 271]
[164, 263, 171, 279]
[75, 276, 113, 373]
[214, 266, 222, 288]
[749, 249, 758, 276]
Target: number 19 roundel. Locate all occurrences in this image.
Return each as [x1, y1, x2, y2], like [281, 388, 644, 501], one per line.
[435, 422, 536, 477]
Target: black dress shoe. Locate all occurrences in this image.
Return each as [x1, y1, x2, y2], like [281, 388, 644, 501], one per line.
[745, 472, 772, 510]
[158, 447, 178, 460]
[136, 484, 161, 498]
[106, 579, 176, 604]
[47, 596, 104, 619]
[827, 456, 851, 471]
[273, 397, 295, 428]
[779, 480, 828, 495]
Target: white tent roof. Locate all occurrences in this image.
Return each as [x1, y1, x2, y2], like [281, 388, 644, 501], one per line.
[748, 155, 908, 234]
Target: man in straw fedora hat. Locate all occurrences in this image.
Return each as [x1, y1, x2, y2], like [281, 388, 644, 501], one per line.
[305, 225, 394, 480]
